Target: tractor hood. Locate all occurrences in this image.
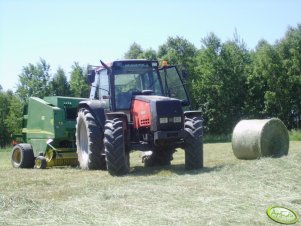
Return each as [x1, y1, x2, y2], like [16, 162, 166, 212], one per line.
[131, 95, 184, 132]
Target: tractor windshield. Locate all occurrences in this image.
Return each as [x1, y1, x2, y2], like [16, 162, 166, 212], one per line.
[113, 62, 163, 110]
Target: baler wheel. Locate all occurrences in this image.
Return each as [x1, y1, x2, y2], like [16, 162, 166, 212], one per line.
[76, 108, 106, 170]
[11, 143, 35, 168]
[104, 118, 130, 175]
[35, 156, 47, 169]
[184, 116, 204, 170]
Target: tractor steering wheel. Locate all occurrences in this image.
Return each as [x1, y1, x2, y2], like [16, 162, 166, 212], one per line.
[129, 88, 141, 95]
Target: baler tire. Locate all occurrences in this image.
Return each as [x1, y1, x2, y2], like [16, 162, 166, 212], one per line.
[11, 143, 35, 169]
[76, 108, 106, 170]
[104, 118, 130, 176]
[35, 156, 47, 169]
[184, 116, 204, 170]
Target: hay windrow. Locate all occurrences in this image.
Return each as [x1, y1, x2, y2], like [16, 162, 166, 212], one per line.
[232, 118, 289, 159]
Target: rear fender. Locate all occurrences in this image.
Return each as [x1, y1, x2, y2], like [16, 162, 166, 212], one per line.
[184, 111, 202, 119]
[78, 100, 106, 129]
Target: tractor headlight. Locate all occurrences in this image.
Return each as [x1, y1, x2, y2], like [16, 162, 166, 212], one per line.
[159, 117, 168, 124]
[173, 116, 182, 123]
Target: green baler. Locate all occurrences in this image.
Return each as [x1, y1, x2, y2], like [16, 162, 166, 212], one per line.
[11, 96, 86, 169]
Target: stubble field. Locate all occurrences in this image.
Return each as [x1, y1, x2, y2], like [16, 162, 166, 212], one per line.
[0, 142, 300, 225]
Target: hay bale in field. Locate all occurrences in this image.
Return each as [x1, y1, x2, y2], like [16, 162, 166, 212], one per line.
[232, 118, 289, 159]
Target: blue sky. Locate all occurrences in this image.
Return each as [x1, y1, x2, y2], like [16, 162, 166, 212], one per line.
[0, 0, 300, 91]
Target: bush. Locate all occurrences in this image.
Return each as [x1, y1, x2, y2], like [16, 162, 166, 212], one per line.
[289, 130, 301, 141]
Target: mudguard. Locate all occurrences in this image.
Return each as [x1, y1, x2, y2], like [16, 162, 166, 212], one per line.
[184, 110, 202, 118]
[78, 100, 106, 129]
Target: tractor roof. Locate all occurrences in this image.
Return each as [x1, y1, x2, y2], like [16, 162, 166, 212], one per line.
[96, 59, 159, 72]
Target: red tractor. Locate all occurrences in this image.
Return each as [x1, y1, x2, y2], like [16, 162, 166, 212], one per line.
[76, 59, 203, 175]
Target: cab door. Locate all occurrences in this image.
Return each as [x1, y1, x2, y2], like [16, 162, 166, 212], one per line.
[158, 66, 190, 106]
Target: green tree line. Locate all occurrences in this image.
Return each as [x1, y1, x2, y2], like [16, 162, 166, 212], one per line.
[0, 24, 300, 147]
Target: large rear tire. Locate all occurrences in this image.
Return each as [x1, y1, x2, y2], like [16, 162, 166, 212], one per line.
[76, 108, 106, 170]
[104, 118, 130, 175]
[11, 143, 35, 168]
[184, 116, 203, 170]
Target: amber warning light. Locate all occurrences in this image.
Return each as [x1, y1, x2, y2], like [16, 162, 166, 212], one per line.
[162, 61, 168, 67]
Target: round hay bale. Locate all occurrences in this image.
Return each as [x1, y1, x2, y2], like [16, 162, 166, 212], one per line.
[232, 118, 289, 159]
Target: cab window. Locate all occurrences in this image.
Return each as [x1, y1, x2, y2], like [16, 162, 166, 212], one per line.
[159, 66, 189, 102]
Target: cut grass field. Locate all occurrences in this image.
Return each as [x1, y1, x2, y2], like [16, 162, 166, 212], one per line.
[0, 142, 300, 225]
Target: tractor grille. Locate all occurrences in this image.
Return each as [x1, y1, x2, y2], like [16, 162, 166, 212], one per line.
[155, 100, 183, 131]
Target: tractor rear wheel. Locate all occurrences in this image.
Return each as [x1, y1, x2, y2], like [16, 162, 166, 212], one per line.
[104, 118, 130, 175]
[184, 116, 203, 170]
[11, 143, 35, 168]
[76, 108, 106, 170]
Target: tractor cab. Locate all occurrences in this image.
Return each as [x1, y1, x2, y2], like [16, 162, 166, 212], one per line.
[88, 60, 190, 111]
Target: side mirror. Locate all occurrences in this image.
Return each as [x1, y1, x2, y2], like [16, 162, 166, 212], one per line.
[87, 69, 96, 84]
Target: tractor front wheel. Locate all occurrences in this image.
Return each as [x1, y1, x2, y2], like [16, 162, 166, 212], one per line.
[11, 143, 35, 168]
[104, 118, 130, 175]
[76, 108, 106, 170]
[184, 116, 203, 170]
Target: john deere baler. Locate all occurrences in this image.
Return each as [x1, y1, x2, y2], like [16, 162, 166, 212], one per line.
[11, 96, 85, 169]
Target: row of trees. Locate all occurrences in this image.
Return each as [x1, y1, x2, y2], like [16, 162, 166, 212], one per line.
[16, 60, 90, 102]
[198, 26, 301, 132]
[0, 88, 23, 147]
[0, 24, 300, 146]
